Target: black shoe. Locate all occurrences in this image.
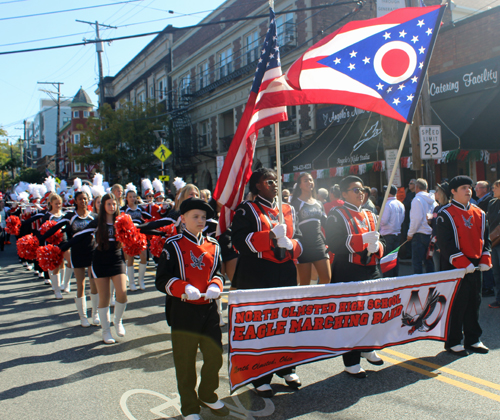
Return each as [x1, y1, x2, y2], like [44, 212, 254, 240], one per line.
[465, 342, 489, 354]
[482, 288, 495, 297]
[253, 384, 274, 398]
[445, 345, 469, 357]
[198, 399, 230, 417]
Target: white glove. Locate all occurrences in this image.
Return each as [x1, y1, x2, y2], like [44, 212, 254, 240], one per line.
[362, 231, 380, 245]
[184, 284, 201, 300]
[271, 224, 287, 239]
[479, 264, 492, 272]
[205, 284, 221, 300]
[277, 236, 293, 250]
[367, 242, 380, 254]
[464, 263, 475, 274]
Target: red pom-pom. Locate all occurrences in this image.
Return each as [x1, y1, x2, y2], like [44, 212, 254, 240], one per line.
[122, 231, 148, 256]
[17, 234, 40, 260]
[36, 245, 63, 272]
[150, 224, 177, 258]
[40, 220, 64, 245]
[5, 216, 21, 236]
[115, 213, 137, 244]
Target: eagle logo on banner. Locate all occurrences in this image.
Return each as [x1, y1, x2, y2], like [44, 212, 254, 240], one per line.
[190, 251, 207, 270]
[401, 288, 446, 335]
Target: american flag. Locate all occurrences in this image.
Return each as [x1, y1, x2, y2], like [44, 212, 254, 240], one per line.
[213, 7, 287, 235]
[256, 5, 446, 124]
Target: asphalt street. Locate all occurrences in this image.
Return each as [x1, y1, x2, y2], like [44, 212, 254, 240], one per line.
[2, 239, 500, 420]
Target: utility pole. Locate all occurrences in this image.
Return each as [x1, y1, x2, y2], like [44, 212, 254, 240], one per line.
[38, 81, 63, 176]
[76, 20, 116, 109]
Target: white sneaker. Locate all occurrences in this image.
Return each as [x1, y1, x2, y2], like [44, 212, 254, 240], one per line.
[344, 364, 367, 378]
[361, 351, 384, 365]
[183, 415, 201, 420]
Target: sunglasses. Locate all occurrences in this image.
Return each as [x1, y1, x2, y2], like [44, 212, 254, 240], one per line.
[265, 180, 278, 186]
[347, 187, 364, 194]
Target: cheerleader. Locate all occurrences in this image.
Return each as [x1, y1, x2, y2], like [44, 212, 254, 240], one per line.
[63, 193, 128, 344]
[111, 184, 124, 207]
[167, 184, 200, 227]
[290, 173, 331, 285]
[121, 183, 152, 290]
[42, 190, 99, 327]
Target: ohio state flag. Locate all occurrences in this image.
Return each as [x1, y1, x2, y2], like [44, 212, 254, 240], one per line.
[256, 5, 446, 124]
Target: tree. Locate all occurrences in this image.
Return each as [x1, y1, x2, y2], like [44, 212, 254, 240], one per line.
[16, 167, 45, 184]
[74, 100, 171, 185]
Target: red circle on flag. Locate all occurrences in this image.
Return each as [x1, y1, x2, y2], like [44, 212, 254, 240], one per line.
[381, 49, 410, 78]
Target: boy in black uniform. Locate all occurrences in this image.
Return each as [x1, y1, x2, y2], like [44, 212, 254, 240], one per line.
[156, 198, 228, 420]
[436, 175, 492, 356]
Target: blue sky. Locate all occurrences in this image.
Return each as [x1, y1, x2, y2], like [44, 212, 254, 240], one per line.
[0, 0, 226, 142]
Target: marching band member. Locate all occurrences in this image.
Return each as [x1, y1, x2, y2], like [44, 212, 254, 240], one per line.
[436, 175, 492, 356]
[156, 197, 228, 420]
[122, 183, 152, 290]
[231, 167, 303, 397]
[325, 175, 386, 378]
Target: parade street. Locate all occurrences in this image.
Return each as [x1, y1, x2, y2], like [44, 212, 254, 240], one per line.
[1, 240, 500, 420]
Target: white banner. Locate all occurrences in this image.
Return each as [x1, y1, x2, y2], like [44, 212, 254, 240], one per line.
[228, 269, 465, 391]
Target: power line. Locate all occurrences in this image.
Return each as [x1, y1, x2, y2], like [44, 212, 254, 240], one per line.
[0, 0, 143, 22]
[0, 1, 361, 56]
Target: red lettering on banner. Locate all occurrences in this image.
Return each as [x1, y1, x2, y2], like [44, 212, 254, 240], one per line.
[233, 326, 245, 341]
[367, 294, 401, 310]
[313, 317, 324, 330]
[371, 304, 403, 324]
[290, 318, 302, 333]
[232, 321, 288, 341]
[339, 300, 365, 313]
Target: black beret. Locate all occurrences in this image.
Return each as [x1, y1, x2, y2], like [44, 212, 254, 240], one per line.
[449, 176, 473, 192]
[437, 181, 451, 198]
[180, 197, 214, 218]
[383, 184, 398, 195]
[339, 176, 363, 192]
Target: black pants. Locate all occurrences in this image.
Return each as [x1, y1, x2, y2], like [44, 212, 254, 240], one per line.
[446, 270, 482, 348]
[0, 228, 4, 252]
[169, 298, 223, 417]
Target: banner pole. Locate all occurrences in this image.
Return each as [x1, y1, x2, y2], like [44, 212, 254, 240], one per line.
[275, 122, 284, 224]
[376, 123, 410, 231]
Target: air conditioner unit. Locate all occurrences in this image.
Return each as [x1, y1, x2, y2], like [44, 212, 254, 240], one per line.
[284, 33, 296, 46]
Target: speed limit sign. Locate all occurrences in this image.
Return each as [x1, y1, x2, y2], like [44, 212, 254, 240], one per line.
[419, 125, 442, 160]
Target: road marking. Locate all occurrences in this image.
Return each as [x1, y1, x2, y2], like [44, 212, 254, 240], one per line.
[380, 353, 500, 403]
[382, 348, 500, 392]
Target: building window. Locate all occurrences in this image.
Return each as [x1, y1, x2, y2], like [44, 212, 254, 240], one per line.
[277, 12, 296, 47]
[158, 79, 165, 100]
[179, 73, 191, 96]
[199, 120, 209, 148]
[73, 111, 79, 118]
[218, 110, 234, 153]
[245, 31, 260, 64]
[197, 61, 209, 90]
[74, 133, 80, 144]
[280, 106, 297, 137]
[218, 47, 233, 79]
[150, 85, 154, 98]
[83, 111, 89, 118]
[74, 162, 81, 173]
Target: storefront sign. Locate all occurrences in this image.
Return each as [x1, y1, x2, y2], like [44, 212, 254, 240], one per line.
[419, 125, 442, 160]
[385, 149, 402, 187]
[316, 104, 371, 130]
[376, 0, 406, 17]
[429, 57, 499, 101]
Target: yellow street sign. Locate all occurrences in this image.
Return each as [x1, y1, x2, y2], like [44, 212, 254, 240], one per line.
[154, 144, 172, 162]
[55, 177, 61, 184]
[159, 175, 170, 182]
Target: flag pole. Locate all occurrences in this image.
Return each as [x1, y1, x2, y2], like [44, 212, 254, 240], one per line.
[275, 122, 284, 224]
[376, 123, 410, 231]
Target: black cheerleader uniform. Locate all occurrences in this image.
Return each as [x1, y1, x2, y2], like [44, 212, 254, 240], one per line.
[203, 215, 238, 263]
[121, 205, 152, 225]
[292, 198, 328, 263]
[61, 219, 126, 278]
[41, 211, 96, 268]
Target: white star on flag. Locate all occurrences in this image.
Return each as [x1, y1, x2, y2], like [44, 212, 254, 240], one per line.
[407, 94, 414, 101]
[393, 98, 401, 105]
[419, 46, 426, 54]
[383, 32, 391, 40]
[269, 53, 275, 58]
[398, 83, 405, 90]
[411, 76, 418, 83]
[363, 57, 370, 64]
[411, 36, 419, 44]
[348, 63, 355, 70]
[419, 62, 424, 69]
[417, 19, 425, 27]
[426, 28, 433, 35]
[350, 50, 357, 58]
[261, 49, 266, 54]
[334, 57, 341, 64]
[399, 30, 407, 38]
[387, 87, 393, 93]
[376, 83, 384, 90]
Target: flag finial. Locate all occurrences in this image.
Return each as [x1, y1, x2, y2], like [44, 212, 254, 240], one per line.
[269, 0, 274, 8]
